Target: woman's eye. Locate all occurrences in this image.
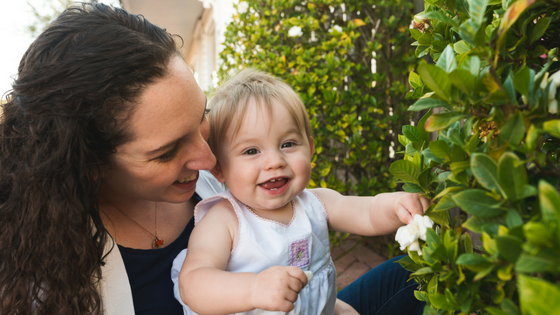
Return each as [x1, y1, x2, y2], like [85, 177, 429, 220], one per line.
[201, 108, 210, 123]
[244, 148, 259, 155]
[282, 142, 295, 148]
[157, 145, 179, 162]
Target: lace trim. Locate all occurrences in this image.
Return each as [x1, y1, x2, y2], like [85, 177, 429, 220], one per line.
[241, 200, 296, 227]
[194, 193, 243, 253]
[310, 191, 329, 223]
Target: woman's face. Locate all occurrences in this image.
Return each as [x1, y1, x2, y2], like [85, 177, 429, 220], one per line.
[100, 56, 216, 204]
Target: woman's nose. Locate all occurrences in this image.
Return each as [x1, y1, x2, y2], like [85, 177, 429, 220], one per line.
[185, 121, 216, 170]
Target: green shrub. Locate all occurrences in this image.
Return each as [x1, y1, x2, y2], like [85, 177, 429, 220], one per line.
[218, 0, 418, 198]
[390, 0, 560, 314]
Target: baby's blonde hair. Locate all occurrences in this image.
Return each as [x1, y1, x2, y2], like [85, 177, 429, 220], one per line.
[207, 69, 312, 156]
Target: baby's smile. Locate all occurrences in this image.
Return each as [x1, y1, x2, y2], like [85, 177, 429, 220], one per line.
[260, 177, 289, 190]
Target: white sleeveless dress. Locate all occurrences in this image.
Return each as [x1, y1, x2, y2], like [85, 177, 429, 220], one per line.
[171, 189, 337, 315]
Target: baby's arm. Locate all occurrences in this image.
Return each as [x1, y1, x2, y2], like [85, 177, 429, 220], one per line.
[311, 188, 429, 236]
[179, 200, 309, 314]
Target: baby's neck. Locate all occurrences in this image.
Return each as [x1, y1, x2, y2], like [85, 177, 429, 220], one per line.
[244, 201, 294, 225]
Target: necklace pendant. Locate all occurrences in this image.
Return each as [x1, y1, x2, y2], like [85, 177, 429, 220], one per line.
[152, 237, 164, 249]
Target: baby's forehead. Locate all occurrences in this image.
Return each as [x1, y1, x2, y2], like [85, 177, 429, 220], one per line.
[227, 99, 303, 136]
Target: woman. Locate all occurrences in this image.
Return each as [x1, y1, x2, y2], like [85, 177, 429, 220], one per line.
[0, 3, 423, 315]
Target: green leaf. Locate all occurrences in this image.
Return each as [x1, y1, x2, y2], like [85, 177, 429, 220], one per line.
[436, 45, 458, 73]
[398, 134, 411, 147]
[402, 125, 423, 143]
[506, 208, 523, 228]
[530, 17, 550, 44]
[513, 66, 530, 100]
[538, 180, 560, 224]
[543, 120, 560, 139]
[516, 254, 555, 273]
[414, 290, 430, 302]
[474, 264, 495, 281]
[450, 160, 470, 174]
[524, 221, 551, 246]
[418, 33, 434, 46]
[429, 140, 450, 159]
[498, 152, 536, 201]
[426, 228, 442, 248]
[408, 98, 452, 111]
[417, 109, 432, 143]
[418, 168, 431, 192]
[487, 306, 510, 315]
[409, 71, 422, 89]
[518, 275, 560, 315]
[389, 160, 421, 184]
[463, 215, 506, 233]
[525, 124, 539, 152]
[471, 153, 502, 194]
[453, 189, 505, 217]
[498, 112, 526, 146]
[425, 113, 470, 132]
[460, 55, 480, 76]
[423, 11, 460, 28]
[418, 62, 451, 101]
[412, 266, 434, 276]
[449, 69, 476, 94]
[469, 0, 488, 26]
[456, 253, 490, 266]
[501, 299, 520, 315]
[428, 292, 460, 311]
[410, 28, 423, 41]
[433, 194, 456, 212]
[495, 235, 522, 262]
[453, 40, 471, 54]
[434, 186, 464, 200]
[403, 183, 426, 193]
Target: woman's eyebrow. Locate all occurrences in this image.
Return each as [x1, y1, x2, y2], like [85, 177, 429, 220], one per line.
[147, 139, 180, 155]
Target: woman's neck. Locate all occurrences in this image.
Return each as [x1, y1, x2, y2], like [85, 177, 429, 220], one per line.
[99, 197, 196, 249]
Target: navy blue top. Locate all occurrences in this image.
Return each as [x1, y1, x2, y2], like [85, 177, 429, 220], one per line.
[118, 194, 200, 315]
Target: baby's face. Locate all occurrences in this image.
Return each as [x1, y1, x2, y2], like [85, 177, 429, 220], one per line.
[213, 98, 313, 214]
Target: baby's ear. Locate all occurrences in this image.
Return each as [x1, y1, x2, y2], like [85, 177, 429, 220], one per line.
[210, 161, 226, 183]
[308, 136, 315, 156]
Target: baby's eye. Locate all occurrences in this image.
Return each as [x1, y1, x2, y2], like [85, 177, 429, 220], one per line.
[244, 148, 259, 155]
[282, 141, 296, 148]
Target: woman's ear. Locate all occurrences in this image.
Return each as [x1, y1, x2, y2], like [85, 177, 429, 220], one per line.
[210, 161, 226, 183]
[308, 136, 315, 156]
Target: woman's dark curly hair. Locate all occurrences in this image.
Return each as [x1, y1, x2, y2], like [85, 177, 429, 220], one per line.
[0, 3, 180, 314]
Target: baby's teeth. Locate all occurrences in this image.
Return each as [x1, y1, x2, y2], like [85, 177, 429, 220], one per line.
[270, 179, 276, 182]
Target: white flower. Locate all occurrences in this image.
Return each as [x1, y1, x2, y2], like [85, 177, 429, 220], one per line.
[550, 70, 560, 88]
[330, 25, 343, 33]
[237, 1, 248, 14]
[288, 26, 303, 37]
[549, 99, 558, 114]
[395, 214, 434, 256]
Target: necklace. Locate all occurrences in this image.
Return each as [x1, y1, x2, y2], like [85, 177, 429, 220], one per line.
[105, 200, 164, 249]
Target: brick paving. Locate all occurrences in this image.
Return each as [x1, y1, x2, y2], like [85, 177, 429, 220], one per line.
[332, 235, 387, 291]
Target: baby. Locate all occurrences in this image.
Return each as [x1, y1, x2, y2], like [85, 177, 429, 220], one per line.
[171, 69, 428, 315]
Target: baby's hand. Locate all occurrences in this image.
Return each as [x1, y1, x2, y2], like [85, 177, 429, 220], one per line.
[394, 192, 430, 225]
[250, 266, 308, 312]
